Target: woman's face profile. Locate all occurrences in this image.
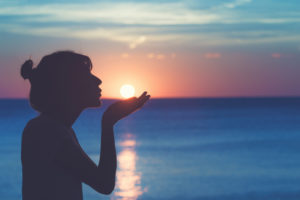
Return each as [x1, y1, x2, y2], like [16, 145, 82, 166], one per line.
[73, 66, 102, 109]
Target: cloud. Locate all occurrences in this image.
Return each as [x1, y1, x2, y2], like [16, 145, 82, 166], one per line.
[0, 1, 299, 48]
[121, 53, 130, 59]
[224, 0, 252, 9]
[156, 54, 165, 60]
[147, 53, 155, 59]
[0, 2, 219, 25]
[204, 53, 221, 59]
[147, 53, 166, 60]
[271, 53, 282, 59]
[129, 36, 147, 49]
[271, 53, 292, 59]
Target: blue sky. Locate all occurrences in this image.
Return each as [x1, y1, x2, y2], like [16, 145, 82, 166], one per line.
[0, 0, 300, 98]
[1, 0, 299, 49]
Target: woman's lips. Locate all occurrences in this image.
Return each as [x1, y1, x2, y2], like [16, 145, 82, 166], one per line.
[97, 89, 102, 98]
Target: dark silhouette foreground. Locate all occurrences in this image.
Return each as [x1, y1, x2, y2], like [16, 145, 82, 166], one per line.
[21, 51, 150, 200]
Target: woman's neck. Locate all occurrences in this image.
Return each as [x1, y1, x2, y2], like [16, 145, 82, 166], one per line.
[43, 106, 83, 128]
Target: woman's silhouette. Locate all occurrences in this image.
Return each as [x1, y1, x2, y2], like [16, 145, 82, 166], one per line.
[20, 51, 150, 200]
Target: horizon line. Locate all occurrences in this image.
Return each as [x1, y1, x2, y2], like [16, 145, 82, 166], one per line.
[1, 95, 300, 100]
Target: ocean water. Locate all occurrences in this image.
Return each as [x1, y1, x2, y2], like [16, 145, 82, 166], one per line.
[0, 98, 300, 200]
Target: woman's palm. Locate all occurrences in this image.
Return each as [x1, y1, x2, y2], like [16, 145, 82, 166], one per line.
[103, 92, 150, 125]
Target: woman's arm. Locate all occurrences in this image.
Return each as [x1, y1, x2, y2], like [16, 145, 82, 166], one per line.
[54, 92, 150, 194]
[96, 121, 116, 194]
[97, 91, 150, 193]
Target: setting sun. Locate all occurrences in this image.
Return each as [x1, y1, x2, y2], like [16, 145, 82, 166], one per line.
[120, 84, 135, 98]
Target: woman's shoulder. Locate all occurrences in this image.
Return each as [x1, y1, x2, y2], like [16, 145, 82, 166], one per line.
[23, 114, 70, 139]
[22, 114, 76, 162]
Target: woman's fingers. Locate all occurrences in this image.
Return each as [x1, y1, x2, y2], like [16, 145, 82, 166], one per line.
[138, 91, 147, 100]
[140, 94, 150, 104]
[136, 93, 150, 108]
[126, 91, 150, 111]
[141, 95, 150, 105]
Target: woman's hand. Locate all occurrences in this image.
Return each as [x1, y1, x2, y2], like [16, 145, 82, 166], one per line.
[102, 92, 150, 126]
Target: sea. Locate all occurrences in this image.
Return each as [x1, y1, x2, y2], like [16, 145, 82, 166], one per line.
[0, 98, 300, 200]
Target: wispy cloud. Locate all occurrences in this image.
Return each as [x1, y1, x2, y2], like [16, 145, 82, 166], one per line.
[271, 53, 292, 59]
[271, 53, 282, 59]
[204, 53, 221, 59]
[0, 2, 218, 48]
[147, 53, 168, 60]
[0, 1, 299, 48]
[223, 0, 252, 9]
[0, 2, 219, 25]
[129, 36, 147, 49]
[121, 53, 130, 59]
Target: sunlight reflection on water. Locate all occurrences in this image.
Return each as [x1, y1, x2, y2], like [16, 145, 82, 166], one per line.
[112, 133, 146, 200]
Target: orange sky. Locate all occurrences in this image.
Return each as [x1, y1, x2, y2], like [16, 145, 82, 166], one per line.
[86, 51, 300, 99]
[1, 1, 300, 98]
[1, 49, 299, 99]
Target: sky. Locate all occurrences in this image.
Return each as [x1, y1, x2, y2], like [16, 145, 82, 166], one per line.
[0, 0, 300, 98]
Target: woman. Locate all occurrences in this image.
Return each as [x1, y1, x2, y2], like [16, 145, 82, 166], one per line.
[20, 51, 150, 200]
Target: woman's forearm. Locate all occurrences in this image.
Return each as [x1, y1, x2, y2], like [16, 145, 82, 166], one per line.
[98, 120, 117, 192]
[96, 93, 149, 193]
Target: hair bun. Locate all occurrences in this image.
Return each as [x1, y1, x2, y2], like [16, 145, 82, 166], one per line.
[21, 59, 33, 80]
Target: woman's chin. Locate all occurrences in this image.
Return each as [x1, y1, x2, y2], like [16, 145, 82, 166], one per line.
[93, 99, 102, 107]
[84, 99, 102, 108]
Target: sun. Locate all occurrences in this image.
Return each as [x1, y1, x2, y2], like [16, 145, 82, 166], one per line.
[120, 84, 135, 98]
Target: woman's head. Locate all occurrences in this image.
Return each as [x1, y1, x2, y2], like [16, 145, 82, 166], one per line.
[21, 51, 102, 113]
